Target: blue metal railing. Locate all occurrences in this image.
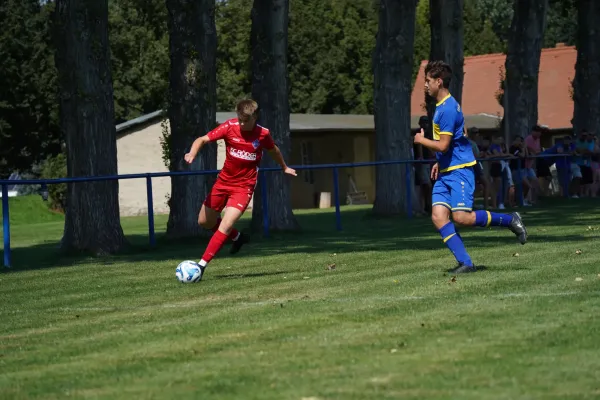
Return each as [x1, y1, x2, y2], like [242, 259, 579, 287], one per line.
[0, 154, 574, 267]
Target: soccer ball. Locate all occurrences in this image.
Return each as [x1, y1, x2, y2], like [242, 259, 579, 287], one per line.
[176, 260, 203, 283]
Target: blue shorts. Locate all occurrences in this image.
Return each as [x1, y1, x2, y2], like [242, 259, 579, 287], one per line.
[432, 167, 474, 212]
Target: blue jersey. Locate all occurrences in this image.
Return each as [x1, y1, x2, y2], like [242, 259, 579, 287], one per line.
[432, 94, 476, 173]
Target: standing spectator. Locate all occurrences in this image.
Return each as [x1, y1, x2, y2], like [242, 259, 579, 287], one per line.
[466, 127, 495, 209]
[489, 136, 510, 209]
[524, 125, 543, 204]
[591, 136, 600, 197]
[509, 136, 530, 207]
[554, 136, 578, 197]
[536, 126, 554, 196]
[413, 116, 432, 213]
[575, 130, 595, 197]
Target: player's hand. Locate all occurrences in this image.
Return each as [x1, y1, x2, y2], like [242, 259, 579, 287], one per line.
[430, 163, 439, 180]
[184, 152, 195, 164]
[414, 128, 425, 144]
[284, 167, 297, 177]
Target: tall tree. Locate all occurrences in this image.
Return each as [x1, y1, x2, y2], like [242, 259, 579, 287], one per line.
[250, 0, 298, 231]
[372, 0, 418, 215]
[165, 0, 218, 238]
[572, 0, 600, 136]
[55, 0, 127, 254]
[428, 0, 464, 109]
[504, 0, 548, 140]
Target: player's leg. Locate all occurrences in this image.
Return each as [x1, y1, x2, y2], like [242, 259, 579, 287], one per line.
[432, 176, 475, 272]
[451, 168, 527, 245]
[199, 186, 241, 240]
[225, 190, 253, 254]
[199, 206, 245, 270]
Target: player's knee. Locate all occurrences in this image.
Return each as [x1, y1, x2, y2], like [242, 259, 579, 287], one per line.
[431, 211, 447, 227]
[452, 211, 474, 226]
[217, 219, 234, 235]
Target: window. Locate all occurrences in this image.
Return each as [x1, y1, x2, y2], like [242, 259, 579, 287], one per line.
[300, 141, 314, 184]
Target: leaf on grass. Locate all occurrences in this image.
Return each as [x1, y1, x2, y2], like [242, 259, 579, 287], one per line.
[575, 277, 583, 282]
[330, 253, 337, 257]
[326, 263, 336, 270]
[513, 253, 520, 257]
[303, 276, 310, 279]
[390, 348, 398, 353]
[576, 249, 583, 255]
[450, 276, 457, 283]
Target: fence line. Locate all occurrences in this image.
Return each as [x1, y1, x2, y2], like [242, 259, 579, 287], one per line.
[1, 154, 573, 268]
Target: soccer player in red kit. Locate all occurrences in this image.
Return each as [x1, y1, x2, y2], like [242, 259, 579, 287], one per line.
[184, 99, 297, 278]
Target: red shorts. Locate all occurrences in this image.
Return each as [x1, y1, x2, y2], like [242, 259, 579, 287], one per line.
[203, 184, 253, 213]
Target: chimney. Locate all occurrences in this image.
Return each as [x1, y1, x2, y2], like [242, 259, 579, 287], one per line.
[556, 43, 566, 48]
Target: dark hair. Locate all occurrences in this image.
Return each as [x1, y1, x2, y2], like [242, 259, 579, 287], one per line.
[425, 61, 452, 89]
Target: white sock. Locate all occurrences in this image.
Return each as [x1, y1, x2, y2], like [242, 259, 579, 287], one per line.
[199, 259, 208, 267]
[232, 232, 241, 242]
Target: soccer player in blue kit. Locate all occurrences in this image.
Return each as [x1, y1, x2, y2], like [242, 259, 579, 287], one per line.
[414, 61, 528, 273]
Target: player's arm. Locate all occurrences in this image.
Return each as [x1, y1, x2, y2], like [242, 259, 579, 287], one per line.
[185, 122, 229, 164]
[413, 108, 453, 153]
[185, 135, 210, 163]
[263, 133, 297, 176]
[415, 133, 452, 153]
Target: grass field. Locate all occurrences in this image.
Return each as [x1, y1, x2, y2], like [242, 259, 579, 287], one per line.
[1, 196, 600, 399]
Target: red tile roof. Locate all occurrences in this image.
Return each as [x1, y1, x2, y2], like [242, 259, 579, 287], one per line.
[411, 45, 576, 129]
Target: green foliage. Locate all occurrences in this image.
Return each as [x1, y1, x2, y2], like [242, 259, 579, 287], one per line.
[159, 117, 171, 171]
[108, 0, 170, 123]
[0, 0, 61, 177]
[544, 0, 577, 47]
[40, 153, 67, 212]
[215, 0, 252, 111]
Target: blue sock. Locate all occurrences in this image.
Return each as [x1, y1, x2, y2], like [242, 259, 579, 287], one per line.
[439, 222, 473, 266]
[474, 210, 513, 228]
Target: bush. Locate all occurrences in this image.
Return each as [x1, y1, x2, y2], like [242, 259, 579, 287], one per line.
[40, 153, 67, 212]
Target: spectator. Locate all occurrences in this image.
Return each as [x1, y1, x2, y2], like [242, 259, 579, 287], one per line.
[465, 127, 495, 209]
[413, 116, 432, 213]
[592, 135, 600, 197]
[488, 136, 513, 209]
[553, 136, 577, 197]
[509, 136, 530, 207]
[536, 126, 554, 196]
[524, 125, 543, 204]
[575, 130, 595, 197]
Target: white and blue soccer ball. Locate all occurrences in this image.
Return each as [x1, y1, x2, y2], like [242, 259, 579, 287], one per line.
[176, 260, 203, 283]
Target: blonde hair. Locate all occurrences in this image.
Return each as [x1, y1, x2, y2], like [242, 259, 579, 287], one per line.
[236, 99, 259, 118]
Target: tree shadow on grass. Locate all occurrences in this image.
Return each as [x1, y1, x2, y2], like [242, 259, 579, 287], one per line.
[2, 199, 599, 274]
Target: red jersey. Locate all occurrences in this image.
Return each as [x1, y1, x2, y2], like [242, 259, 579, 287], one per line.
[207, 118, 275, 189]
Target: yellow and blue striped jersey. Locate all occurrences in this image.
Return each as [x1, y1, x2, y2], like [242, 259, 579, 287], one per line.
[432, 94, 476, 173]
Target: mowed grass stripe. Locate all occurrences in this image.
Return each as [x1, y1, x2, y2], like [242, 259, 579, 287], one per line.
[1, 199, 600, 399]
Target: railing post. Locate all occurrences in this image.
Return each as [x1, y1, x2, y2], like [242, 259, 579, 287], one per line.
[2, 184, 10, 268]
[332, 167, 342, 231]
[405, 163, 412, 219]
[146, 175, 156, 248]
[260, 170, 269, 238]
[516, 158, 524, 206]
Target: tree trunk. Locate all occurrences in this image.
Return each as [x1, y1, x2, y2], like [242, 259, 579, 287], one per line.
[504, 0, 548, 140]
[250, 0, 299, 232]
[55, 0, 127, 255]
[165, 0, 217, 238]
[572, 0, 600, 136]
[372, 0, 418, 215]
[426, 0, 464, 117]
